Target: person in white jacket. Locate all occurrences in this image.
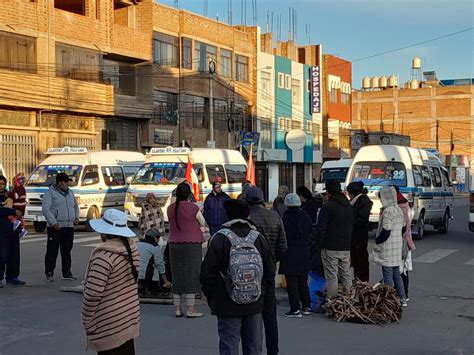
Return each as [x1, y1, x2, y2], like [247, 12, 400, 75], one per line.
[373, 186, 408, 307]
[42, 172, 79, 282]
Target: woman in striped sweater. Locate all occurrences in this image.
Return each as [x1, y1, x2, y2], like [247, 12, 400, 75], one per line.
[82, 209, 140, 355]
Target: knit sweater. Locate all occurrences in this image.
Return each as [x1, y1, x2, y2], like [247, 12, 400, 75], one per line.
[82, 238, 140, 352]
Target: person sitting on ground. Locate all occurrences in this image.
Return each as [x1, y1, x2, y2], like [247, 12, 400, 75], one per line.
[137, 228, 172, 298]
[272, 185, 289, 218]
[200, 199, 275, 355]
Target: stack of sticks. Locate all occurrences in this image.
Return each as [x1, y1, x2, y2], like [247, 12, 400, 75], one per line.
[325, 281, 403, 325]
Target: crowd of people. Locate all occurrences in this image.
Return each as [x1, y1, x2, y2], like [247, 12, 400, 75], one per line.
[0, 173, 416, 355]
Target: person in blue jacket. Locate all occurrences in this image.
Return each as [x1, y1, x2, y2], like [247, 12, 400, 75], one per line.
[203, 182, 231, 236]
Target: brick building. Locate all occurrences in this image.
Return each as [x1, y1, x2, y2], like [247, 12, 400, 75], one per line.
[0, 0, 154, 178]
[352, 79, 474, 187]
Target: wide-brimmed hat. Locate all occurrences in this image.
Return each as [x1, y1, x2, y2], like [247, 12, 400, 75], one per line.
[89, 209, 135, 238]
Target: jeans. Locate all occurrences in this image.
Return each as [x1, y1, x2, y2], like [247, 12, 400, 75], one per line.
[0, 231, 20, 281]
[321, 249, 352, 299]
[350, 240, 369, 282]
[98, 339, 135, 355]
[401, 272, 409, 298]
[382, 266, 406, 299]
[262, 279, 278, 355]
[44, 227, 74, 276]
[285, 275, 310, 312]
[217, 313, 263, 355]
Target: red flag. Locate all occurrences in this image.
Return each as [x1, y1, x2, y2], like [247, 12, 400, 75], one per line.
[245, 144, 256, 185]
[186, 156, 201, 201]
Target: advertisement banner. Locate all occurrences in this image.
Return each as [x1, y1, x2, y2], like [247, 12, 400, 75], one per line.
[311, 66, 321, 113]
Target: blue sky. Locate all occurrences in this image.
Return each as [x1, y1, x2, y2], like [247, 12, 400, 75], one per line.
[158, 0, 473, 88]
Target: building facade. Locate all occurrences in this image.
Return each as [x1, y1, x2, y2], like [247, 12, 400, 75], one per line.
[256, 34, 323, 200]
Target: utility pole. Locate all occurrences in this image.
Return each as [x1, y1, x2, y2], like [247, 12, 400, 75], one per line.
[449, 127, 454, 179]
[435, 119, 439, 151]
[209, 59, 216, 144]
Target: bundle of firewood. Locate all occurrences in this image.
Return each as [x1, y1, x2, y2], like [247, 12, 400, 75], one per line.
[325, 281, 402, 325]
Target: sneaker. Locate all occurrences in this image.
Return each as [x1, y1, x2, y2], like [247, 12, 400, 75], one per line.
[186, 312, 204, 318]
[12, 220, 21, 231]
[6, 278, 26, 286]
[19, 229, 28, 239]
[302, 308, 312, 316]
[406, 297, 410, 302]
[401, 299, 408, 307]
[45, 274, 54, 282]
[62, 273, 78, 281]
[284, 310, 303, 318]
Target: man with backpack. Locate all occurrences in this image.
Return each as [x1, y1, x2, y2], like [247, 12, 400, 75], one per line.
[201, 199, 275, 355]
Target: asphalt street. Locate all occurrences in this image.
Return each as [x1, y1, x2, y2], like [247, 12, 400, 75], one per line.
[1, 197, 473, 355]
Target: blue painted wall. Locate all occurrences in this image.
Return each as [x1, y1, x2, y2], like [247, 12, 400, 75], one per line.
[274, 56, 292, 161]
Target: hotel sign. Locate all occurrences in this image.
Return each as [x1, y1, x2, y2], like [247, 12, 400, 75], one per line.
[311, 66, 321, 113]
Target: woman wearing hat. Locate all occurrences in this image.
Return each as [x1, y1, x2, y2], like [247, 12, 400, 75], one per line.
[167, 182, 206, 318]
[82, 209, 140, 355]
[279, 193, 313, 318]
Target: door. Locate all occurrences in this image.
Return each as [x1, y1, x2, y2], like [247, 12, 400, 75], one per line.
[279, 163, 294, 193]
[101, 166, 127, 210]
[255, 162, 268, 201]
[429, 166, 444, 223]
[295, 163, 305, 189]
[417, 165, 433, 222]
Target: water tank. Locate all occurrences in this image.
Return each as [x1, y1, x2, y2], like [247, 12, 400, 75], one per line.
[379, 76, 388, 88]
[412, 57, 421, 69]
[404, 80, 411, 89]
[371, 76, 379, 88]
[362, 76, 371, 89]
[410, 80, 419, 89]
[388, 75, 398, 87]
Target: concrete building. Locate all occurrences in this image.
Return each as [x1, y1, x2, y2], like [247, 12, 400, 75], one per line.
[352, 72, 474, 191]
[255, 34, 323, 200]
[322, 54, 352, 160]
[0, 0, 154, 178]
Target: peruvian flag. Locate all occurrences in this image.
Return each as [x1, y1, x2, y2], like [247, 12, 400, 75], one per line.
[185, 155, 201, 201]
[245, 144, 256, 185]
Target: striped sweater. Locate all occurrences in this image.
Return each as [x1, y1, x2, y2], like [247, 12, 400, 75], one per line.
[82, 238, 140, 352]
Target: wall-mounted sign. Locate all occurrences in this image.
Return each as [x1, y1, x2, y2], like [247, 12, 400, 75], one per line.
[240, 131, 260, 147]
[285, 129, 307, 151]
[311, 66, 321, 113]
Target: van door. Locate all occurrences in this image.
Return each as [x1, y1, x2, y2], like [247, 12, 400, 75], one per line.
[101, 166, 127, 211]
[417, 165, 433, 222]
[429, 166, 444, 223]
[80, 165, 100, 218]
[440, 167, 453, 215]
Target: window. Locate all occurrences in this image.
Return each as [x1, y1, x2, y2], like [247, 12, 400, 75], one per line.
[123, 166, 140, 179]
[195, 41, 216, 72]
[440, 168, 451, 187]
[306, 121, 312, 133]
[153, 90, 178, 124]
[205, 164, 227, 184]
[292, 79, 301, 105]
[260, 120, 272, 149]
[413, 165, 431, 187]
[56, 43, 102, 83]
[306, 80, 311, 92]
[285, 74, 291, 90]
[312, 123, 320, 148]
[101, 130, 117, 150]
[429, 166, 442, 187]
[101, 167, 125, 186]
[261, 71, 271, 99]
[350, 162, 407, 187]
[292, 120, 302, 130]
[278, 117, 291, 131]
[0, 31, 36, 73]
[182, 38, 192, 69]
[103, 60, 136, 95]
[278, 73, 284, 88]
[194, 164, 204, 183]
[330, 89, 338, 103]
[154, 129, 174, 145]
[54, 0, 85, 15]
[27, 165, 82, 187]
[133, 163, 186, 185]
[225, 164, 247, 184]
[81, 166, 100, 186]
[341, 92, 350, 105]
[220, 49, 232, 78]
[153, 32, 179, 67]
[235, 55, 249, 83]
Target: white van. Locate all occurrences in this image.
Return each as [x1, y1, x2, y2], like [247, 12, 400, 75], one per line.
[469, 166, 474, 232]
[125, 147, 247, 222]
[25, 147, 145, 232]
[346, 145, 454, 239]
[0, 163, 6, 181]
[314, 159, 353, 195]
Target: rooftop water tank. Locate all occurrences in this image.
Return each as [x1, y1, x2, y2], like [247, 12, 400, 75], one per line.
[412, 57, 422, 69]
[388, 75, 398, 87]
[379, 76, 388, 88]
[362, 76, 371, 89]
[410, 80, 419, 89]
[371, 76, 379, 88]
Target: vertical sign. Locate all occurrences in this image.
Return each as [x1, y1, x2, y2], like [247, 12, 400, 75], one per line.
[311, 66, 321, 113]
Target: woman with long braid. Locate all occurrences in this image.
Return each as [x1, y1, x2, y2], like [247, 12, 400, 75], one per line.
[167, 182, 206, 318]
[82, 209, 140, 355]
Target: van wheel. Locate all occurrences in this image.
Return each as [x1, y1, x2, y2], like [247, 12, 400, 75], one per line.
[413, 212, 425, 240]
[437, 210, 450, 234]
[33, 222, 47, 233]
[85, 207, 99, 232]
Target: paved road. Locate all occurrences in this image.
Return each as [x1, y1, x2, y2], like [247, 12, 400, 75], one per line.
[1, 198, 473, 355]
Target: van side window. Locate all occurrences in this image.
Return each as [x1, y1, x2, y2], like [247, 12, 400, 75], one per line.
[225, 164, 247, 184]
[429, 167, 442, 187]
[122, 166, 140, 179]
[193, 164, 204, 183]
[101, 166, 125, 186]
[82, 165, 100, 186]
[440, 168, 450, 187]
[205, 165, 227, 184]
[417, 166, 432, 187]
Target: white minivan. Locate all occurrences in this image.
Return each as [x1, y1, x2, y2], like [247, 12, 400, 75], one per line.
[25, 147, 145, 232]
[125, 147, 247, 222]
[346, 145, 454, 239]
[314, 159, 353, 195]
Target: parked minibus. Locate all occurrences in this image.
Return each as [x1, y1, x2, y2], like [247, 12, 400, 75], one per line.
[314, 159, 353, 195]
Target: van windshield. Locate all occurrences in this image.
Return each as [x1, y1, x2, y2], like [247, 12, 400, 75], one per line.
[319, 168, 349, 183]
[26, 165, 82, 187]
[132, 163, 186, 185]
[350, 162, 407, 187]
